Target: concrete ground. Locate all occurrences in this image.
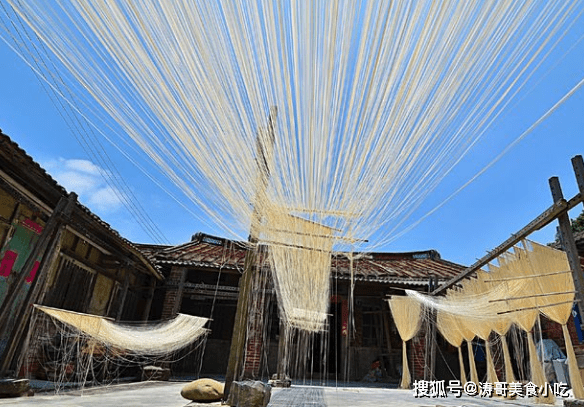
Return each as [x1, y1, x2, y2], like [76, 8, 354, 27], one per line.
[0, 381, 573, 406]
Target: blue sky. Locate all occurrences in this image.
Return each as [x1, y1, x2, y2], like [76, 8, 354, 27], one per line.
[1, 6, 584, 267]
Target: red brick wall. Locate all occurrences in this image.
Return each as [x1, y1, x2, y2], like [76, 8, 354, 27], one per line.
[243, 294, 265, 378]
[411, 324, 426, 381]
[540, 314, 583, 353]
[161, 267, 186, 319]
[243, 337, 262, 377]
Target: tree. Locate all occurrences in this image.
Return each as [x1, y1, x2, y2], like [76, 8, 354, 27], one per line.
[552, 209, 584, 244]
[573, 209, 584, 234]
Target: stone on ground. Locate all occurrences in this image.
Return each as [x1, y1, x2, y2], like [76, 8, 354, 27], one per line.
[181, 378, 224, 402]
[141, 366, 171, 381]
[227, 380, 271, 407]
[0, 378, 30, 397]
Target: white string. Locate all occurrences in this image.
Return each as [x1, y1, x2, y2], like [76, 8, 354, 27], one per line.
[3, 1, 584, 332]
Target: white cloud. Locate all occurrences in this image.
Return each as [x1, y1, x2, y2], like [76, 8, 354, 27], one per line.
[87, 186, 123, 212]
[64, 159, 102, 176]
[54, 170, 99, 194]
[43, 158, 123, 213]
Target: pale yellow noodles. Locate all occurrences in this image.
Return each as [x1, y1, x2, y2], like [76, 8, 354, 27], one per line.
[394, 241, 577, 402]
[4, 0, 582, 343]
[35, 305, 209, 355]
[388, 296, 422, 389]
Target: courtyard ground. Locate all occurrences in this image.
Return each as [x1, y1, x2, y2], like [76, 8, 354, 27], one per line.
[0, 380, 575, 407]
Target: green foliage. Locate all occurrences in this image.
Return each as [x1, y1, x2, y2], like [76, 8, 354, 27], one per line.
[573, 209, 584, 234]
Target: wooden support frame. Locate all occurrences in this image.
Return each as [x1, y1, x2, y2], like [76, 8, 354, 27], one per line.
[0, 203, 20, 250]
[433, 155, 584, 295]
[172, 267, 188, 317]
[116, 272, 131, 322]
[424, 277, 437, 381]
[0, 164, 160, 281]
[276, 320, 288, 381]
[224, 107, 277, 399]
[573, 155, 584, 195]
[550, 175, 584, 323]
[142, 279, 156, 322]
[0, 195, 71, 336]
[0, 193, 77, 377]
[425, 155, 584, 385]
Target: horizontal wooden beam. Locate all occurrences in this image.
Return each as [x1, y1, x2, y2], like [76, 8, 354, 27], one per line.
[433, 191, 583, 295]
[0, 168, 53, 214]
[0, 214, 11, 226]
[0, 167, 161, 281]
[60, 249, 124, 284]
[65, 225, 112, 256]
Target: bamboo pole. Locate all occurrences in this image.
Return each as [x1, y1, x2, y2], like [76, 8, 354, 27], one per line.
[488, 291, 576, 303]
[484, 270, 570, 282]
[497, 299, 578, 315]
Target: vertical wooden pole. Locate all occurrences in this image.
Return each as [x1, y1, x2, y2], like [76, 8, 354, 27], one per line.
[224, 237, 258, 397]
[374, 310, 386, 376]
[341, 318, 353, 382]
[0, 193, 76, 377]
[3, 214, 68, 376]
[225, 107, 277, 399]
[381, 302, 393, 355]
[276, 320, 288, 380]
[573, 155, 584, 206]
[0, 195, 71, 340]
[116, 272, 130, 322]
[172, 267, 187, 316]
[142, 279, 156, 322]
[549, 176, 584, 323]
[424, 276, 437, 381]
[0, 202, 20, 250]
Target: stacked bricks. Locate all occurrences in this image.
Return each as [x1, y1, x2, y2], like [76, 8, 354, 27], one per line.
[411, 324, 427, 381]
[161, 266, 186, 319]
[243, 335, 262, 378]
[541, 314, 582, 353]
[242, 273, 267, 378]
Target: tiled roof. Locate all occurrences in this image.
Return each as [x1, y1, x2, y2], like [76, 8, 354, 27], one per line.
[0, 131, 161, 279]
[138, 233, 249, 272]
[331, 252, 465, 282]
[138, 232, 466, 285]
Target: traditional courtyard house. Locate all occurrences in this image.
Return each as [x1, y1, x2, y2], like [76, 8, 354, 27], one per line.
[0, 129, 476, 385]
[139, 232, 465, 382]
[0, 131, 162, 378]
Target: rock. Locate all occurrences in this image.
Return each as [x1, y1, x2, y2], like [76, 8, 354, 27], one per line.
[227, 380, 271, 407]
[268, 374, 291, 388]
[0, 379, 30, 398]
[181, 378, 224, 402]
[141, 366, 171, 381]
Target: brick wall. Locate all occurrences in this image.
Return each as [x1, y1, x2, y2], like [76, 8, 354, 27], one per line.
[242, 274, 268, 378]
[541, 314, 583, 353]
[243, 336, 262, 377]
[411, 324, 426, 381]
[161, 266, 186, 319]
